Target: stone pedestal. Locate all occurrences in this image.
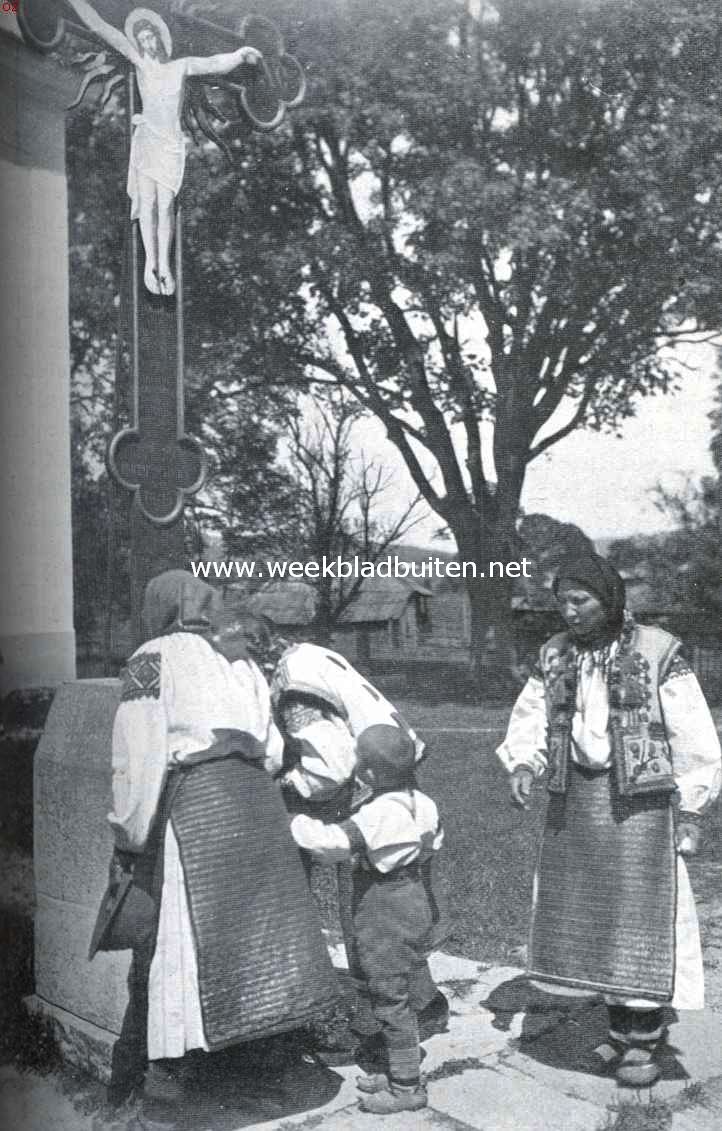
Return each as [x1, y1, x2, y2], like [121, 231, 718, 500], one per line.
[27, 680, 131, 1080]
[0, 30, 76, 694]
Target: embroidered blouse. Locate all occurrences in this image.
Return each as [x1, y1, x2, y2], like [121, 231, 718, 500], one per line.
[273, 642, 425, 801]
[279, 696, 357, 800]
[496, 646, 721, 816]
[109, 633, 284, 851]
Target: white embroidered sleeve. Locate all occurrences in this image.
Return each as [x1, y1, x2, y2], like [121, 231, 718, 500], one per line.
[245, 659, 284, 776]
[496, 675, 549, 778]
[289, 814, 352, 862]
[108, 649, 170, 852]
[660, 672, 722, 816]
[285, 716, 356, 798]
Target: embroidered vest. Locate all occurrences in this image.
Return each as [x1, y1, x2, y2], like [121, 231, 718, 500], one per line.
[539, 622, 680, 797]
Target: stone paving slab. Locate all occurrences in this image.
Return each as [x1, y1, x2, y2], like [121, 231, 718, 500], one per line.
[420, 1011, 516, 1073]
[428, 953, 490, 985]
[654, 1009, 722, 1098]
[7, 957, 722, 1131]
[500, 1001, 722, 1108]
[671, 1111, 722, 1131]
[427, 1066, 607, 1131]
[254, 1103, 476, 1131]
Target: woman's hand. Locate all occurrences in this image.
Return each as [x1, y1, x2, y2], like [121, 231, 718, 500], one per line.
[510, 767, 534, 810]
[676, 819, 701, 856]
[108, 848, 135, 890]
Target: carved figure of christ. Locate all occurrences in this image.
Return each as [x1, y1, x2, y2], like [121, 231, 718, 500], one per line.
[65, 1, 261, 295]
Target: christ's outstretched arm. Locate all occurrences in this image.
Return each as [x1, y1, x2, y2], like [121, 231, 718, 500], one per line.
[65, 0, 141, 65]
[183, 46, 262, 78]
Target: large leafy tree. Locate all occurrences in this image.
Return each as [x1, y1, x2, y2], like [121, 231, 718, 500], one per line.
[196, 0, 722, 679]
[65, 0, 722, 680]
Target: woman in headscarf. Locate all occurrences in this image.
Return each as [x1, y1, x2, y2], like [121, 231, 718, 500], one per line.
[496, 552, 721, 1086]
[97, 571, 338, 1110]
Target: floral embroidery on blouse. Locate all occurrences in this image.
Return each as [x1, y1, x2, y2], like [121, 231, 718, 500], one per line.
[660, 650, 694, 684]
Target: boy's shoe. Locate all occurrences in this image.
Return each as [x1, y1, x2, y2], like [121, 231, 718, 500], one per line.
[356, 1072, 389, 1094]
[417, 991, 450, 1041]
[355, 1031, 387, 1072]
[615, 1046, 660, 1088]
[578, 1038, 625, 1076]
[359, 1082, 428, 1114]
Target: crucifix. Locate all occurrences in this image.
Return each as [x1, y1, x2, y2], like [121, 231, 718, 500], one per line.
[18, 0, 304, 643]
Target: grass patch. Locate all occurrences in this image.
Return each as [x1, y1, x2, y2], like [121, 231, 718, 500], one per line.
[310, 705, 542, 963]
[675, 1081, 707, 1110]
[424, 1056, 490, 1082]
[414, 713, 543, 962]
[599, 1099, 673, 1131]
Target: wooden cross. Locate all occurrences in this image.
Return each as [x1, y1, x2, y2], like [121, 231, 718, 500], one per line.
[19, 0, 304, 645]
[106, 186, 206, 640]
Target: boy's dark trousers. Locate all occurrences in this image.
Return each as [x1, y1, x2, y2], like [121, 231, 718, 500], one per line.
[350, 866, 436, 1082]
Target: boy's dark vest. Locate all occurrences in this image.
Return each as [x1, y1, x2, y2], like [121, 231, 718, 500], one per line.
[539, 621, 681, 797]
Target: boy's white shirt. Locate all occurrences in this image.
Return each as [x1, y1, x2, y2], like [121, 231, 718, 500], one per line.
[291, 789, 443, 873]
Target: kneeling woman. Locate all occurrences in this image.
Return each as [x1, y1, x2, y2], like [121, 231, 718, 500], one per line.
[497, 552, 721, 1086]
[95, 572, 338, 1107]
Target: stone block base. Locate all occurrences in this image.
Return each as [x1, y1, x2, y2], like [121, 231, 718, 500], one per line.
[23, 995, 116, 1083]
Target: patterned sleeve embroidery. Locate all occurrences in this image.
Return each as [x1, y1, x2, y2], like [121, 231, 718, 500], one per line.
[281, 692, 336, 733]
[121, 652, 162, 702]
[660, 647, 694, 685]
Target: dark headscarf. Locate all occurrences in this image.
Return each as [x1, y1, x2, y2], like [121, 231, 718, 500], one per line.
[141, 570, 220, 642]
[214, 609, 289, 675]
[552, 551, 626, 643]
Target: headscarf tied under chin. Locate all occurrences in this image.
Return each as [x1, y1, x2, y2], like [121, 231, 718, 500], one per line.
[552, 551, 627, 643]
[141, 569, 220, 642]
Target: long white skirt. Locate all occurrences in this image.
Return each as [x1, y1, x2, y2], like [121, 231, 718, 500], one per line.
[146, 823, 208, 1060]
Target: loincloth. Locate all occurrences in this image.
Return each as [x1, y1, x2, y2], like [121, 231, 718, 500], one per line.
[127, 115, 188, 217]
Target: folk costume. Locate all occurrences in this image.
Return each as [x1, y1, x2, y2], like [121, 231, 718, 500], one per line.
[101, 572, 338, 1103]
[497, 552, 721, 1085]
[270, 644, 446, 1044]
[271, 642, 427, 809]
[291, 725, 443, 1114]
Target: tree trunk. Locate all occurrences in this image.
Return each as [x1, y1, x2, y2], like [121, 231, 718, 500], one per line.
[311, 583, 335, 646]
[454, 513, 521, 699]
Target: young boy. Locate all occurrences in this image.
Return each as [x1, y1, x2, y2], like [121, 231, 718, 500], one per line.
[290, 724, 444, 1114]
